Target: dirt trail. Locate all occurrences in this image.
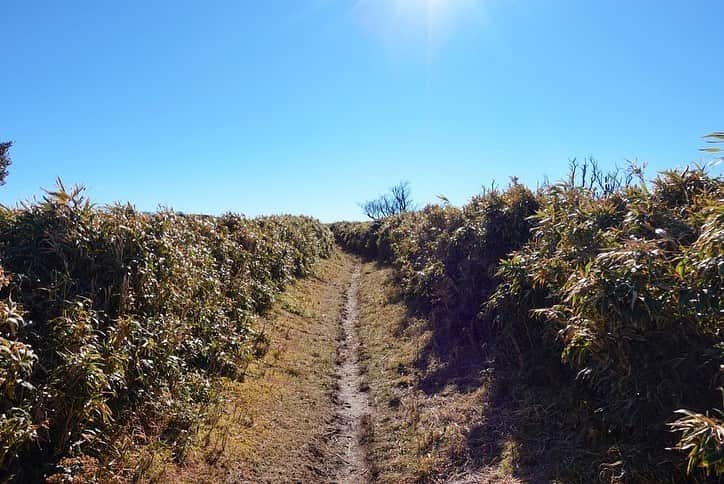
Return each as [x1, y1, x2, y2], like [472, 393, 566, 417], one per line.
[135, 255, 379, 483]
[333, 263, 372, 483]
[139, 252, 359, 483]
[137, 254, 531, 483]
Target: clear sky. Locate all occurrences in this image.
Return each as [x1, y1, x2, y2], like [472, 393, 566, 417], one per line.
[1, 1, 722, 222]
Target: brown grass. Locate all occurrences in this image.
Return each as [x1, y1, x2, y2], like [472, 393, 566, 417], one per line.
[357, 261, 525, 483]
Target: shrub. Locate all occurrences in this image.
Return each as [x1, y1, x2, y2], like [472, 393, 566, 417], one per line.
[492, 167, 723, 479]
[669, 405, 724, 476]
[0, 182, 333, 480]
[334, 165, 723, 480]
[333, 179, 538, 339]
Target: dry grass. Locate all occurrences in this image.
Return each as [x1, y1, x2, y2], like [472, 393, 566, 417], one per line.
[116, 250, 356, 483]
[357, 261, 525, 484]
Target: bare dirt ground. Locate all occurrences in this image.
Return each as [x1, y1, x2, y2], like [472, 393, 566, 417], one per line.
[332, 264, 372, 483]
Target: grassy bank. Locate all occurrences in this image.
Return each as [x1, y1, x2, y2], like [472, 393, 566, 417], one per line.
[128, 251, 355, 483]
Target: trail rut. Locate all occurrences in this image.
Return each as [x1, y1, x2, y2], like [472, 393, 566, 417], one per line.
[333, 264, 371, 483]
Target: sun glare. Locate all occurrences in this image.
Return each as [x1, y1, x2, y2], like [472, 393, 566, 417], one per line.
[355, 0, 486, 55]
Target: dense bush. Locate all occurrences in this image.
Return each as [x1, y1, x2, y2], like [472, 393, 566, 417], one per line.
[334, 180, 538, 338]
[332, 166, 723, 480]
[329, 220, 379, 258]
[0, 182, 333, 480]
[490, 167, 722, 479]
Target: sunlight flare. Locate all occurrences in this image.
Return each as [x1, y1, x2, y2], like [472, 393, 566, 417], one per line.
[354, 0, 488, 55]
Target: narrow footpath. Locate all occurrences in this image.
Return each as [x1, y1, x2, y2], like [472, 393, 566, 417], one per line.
[135, 251, 523, 483]
[138, 252, 361, 483]
[332, 264, 372, 483]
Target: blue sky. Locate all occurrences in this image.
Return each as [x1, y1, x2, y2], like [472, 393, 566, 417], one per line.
[1, 1, 722, 222]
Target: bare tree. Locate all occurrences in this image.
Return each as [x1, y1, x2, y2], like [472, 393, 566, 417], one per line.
[567, 156, 643, 197]
[361, 181, 413, 220]
[0, 141, 12, 186]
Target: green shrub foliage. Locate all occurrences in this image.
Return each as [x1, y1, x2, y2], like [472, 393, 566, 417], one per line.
[0, 183, 333, 479]
[334, 179, 538, 339]
[491, 167, 723, 476]
[332, 166, 723, 479]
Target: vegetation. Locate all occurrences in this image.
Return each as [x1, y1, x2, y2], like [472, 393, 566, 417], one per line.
[701, 131, 724, 154]
[1, 133, 721, 482]
[361, 181, 414, 221]
[133, 252, 353, 482]
[0, 141, 11, 186]
[0, 156, 333, 480]
[331, 161, 723, 481]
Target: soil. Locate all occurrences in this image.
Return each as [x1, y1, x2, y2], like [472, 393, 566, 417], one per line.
[331, 264, 372, 483]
